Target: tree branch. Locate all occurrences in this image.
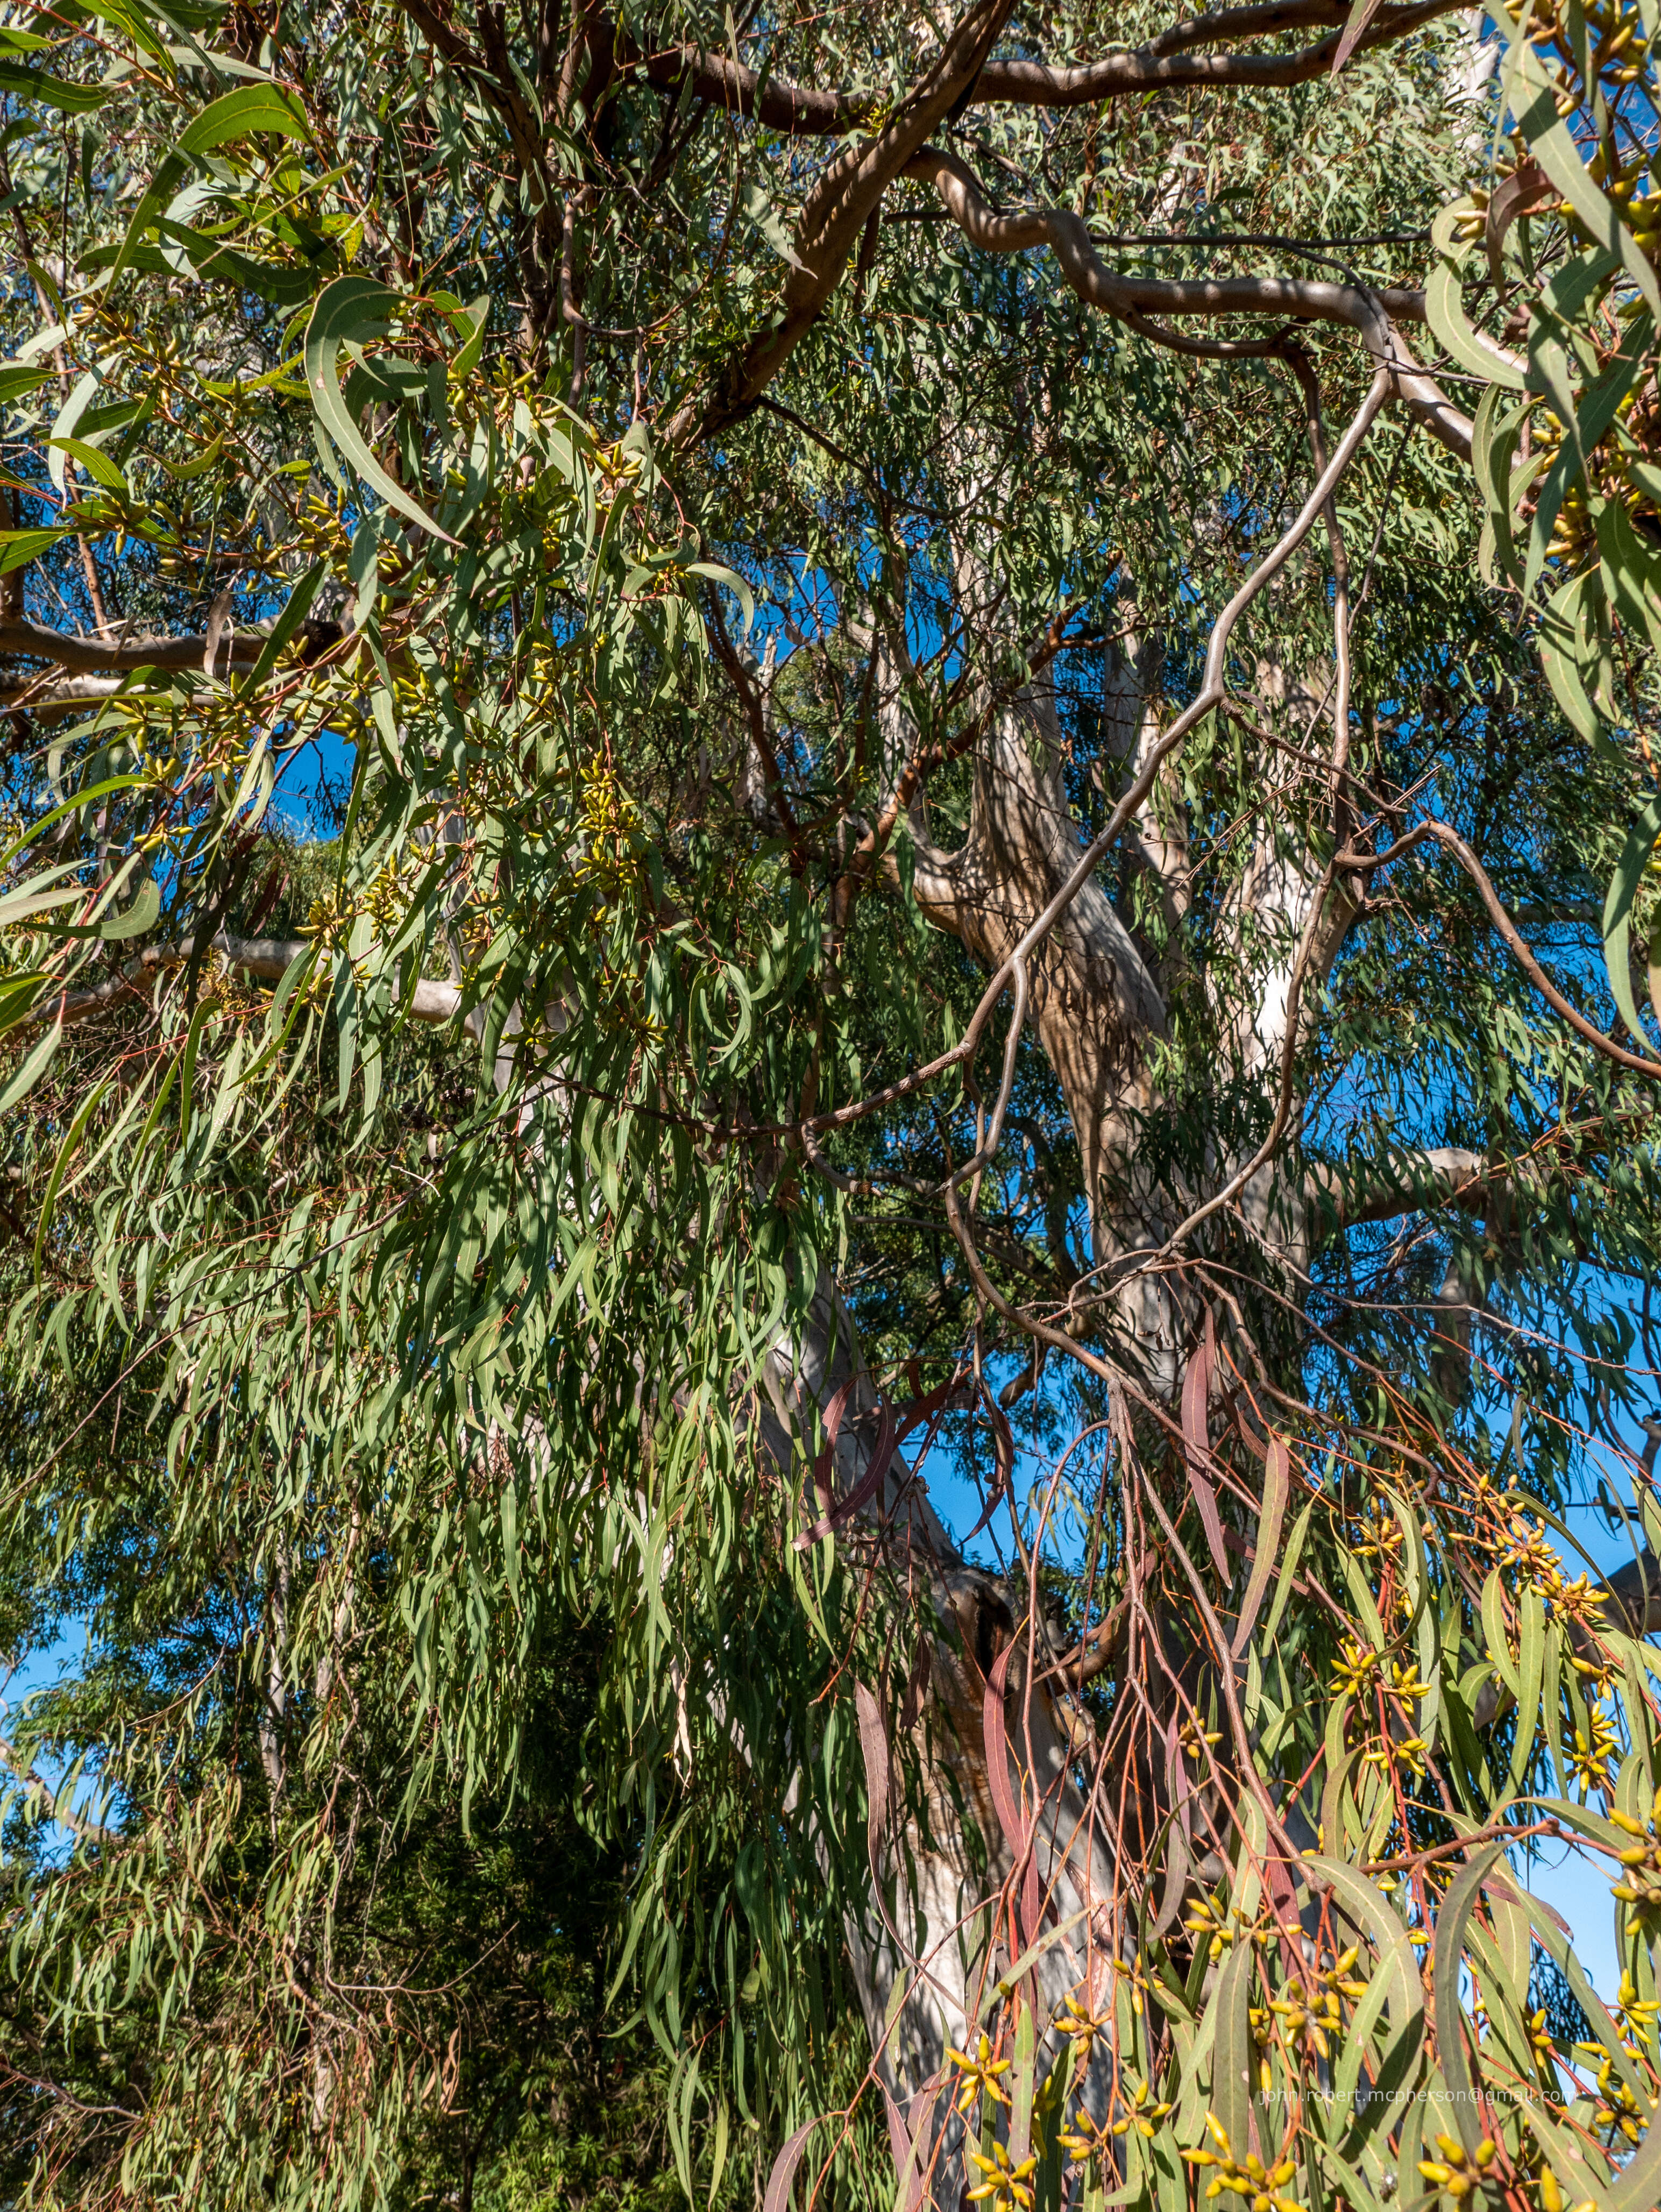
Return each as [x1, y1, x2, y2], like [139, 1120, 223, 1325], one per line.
[40, 935, 466, 1032]
[1361, 819, 1661, 1079]
[0, 616, 266, 675]
[900, 146, 1472, 456]
[1308, 1144, 1501, 1231]
[611, 0, 1466, 136]
[668, 0, 1019, 442]
[976, 0, 1463, 101]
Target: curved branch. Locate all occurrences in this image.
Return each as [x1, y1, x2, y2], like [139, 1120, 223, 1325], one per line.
[670, 0, 1020, 442]
[1362, 820, 1661, 1079]
[619, 28, 866, 132]
[901, 147, 1472, 457]
[42, 934, 466, 1032]
[800, 366, 1390, 1173]
[614, 0, 1465, 135]
[977, 0, 1463, 101]
[0, 616, 264, 675]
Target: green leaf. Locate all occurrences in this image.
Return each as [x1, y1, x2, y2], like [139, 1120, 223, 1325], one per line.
[0, 859, 84, 928]
[740, 181, 810, 273]
[444, 293, 491, 380]
[108, 84, 309, 289]
[1260, 1493, 1317, 1647]
[1538, 568, 1614, 746]
[1303, 1855, 1424, 2119]
[1211, 1939, 1255, 2170]
[1601, 791, 1661, 1048]
[102, 878, 160, 941]
[0, 776, 145, 873]
[237, 562, 325, 694]
[46, 435, 127, 492]
[0, 1013, 61, 1116]
[0, 526, 73, 573]
[1425, 211, 1527, 391]
[0, 362, 50, 405]
[1593, 493, 1661, 657]
[33, 1075, 110, 1284]
[0, 61, 109, 114]
[304, 276, 455, 541]
[1429, 1841, 1506, 2163]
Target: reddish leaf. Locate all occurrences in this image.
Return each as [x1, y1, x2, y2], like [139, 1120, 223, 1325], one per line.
[982, 1643, 1028, 1864]
[854, 1677, 891, 1877]
[883, 2080, 943, 2211]
[794, 1399, 896, 1548]
[1231, 1431, 1293, 1656]
[763, 2118, 822, 2212]
[1486, 158, 1556, 293]
[983, 1644, 1046, 1947]
[1181, 1321, 1230, 1580]
[881, 2082, 910, 2187]
[795, 1376, 962, 1551]
[1331, 0, 1388, 75]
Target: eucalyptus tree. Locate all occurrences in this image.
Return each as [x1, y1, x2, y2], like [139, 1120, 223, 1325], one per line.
[4, 3, 1661, 2210]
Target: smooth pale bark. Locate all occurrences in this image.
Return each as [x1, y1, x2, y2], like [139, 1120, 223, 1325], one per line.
[761, 1271, 1120, 2128]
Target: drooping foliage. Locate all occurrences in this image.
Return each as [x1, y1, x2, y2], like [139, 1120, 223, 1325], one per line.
[2, 4, 1661, 2212]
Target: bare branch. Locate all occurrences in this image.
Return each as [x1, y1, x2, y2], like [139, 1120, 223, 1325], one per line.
[669, 0, 1019, 442]
[42, 935, 466, 1032]
[0, 616, 264, 675]
[902, 146, 1472, 456]
[1362, 819, 1661, 1079]
[608, 0, 1466, 137]
[976, 0, 1463, 102]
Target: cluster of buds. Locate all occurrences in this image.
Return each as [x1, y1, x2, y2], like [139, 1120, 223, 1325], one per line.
[1567, 1706, 1620, 1795]
[573, 753, 641, 899]
[1057, 2110, 1110, 2168]
[1387, 1659, 1432, 1707]
[1497, 1511, 1563, 1589]
[966, 2138, 1038, 2212]
[1581, 0, 1653, 80]
[1555, 1575, 1608, 1632]
[1054, 1994, 1108, 2066]
[1586, 144, 1661, 246]
[1105, 2076, 1172, 2140]
[1609, 1789, 1661, 1931]
[1267, 1948, 1368, 2061]
[1544, 481, 1597, 570]
[1361, 1732, 1430, 1779]
[1332, 1640, 1381, 1700]
[1530, 6, 1654, 112]
[1184, 2116, 1306, 2212]
[1351, 1499, 1404, 1564]
[360, 842, 421, 935]
[1177, 1712, 1223, 1759]
[593, 435, 646, 493]
[1418, 2131, 1496, 2201]
[1184, 1888, 1247, 1965]
[1588, 2050, 1653, 2147]
[1614, 1967, 1661, 2051]
[946, 2033, 1012, 2116]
